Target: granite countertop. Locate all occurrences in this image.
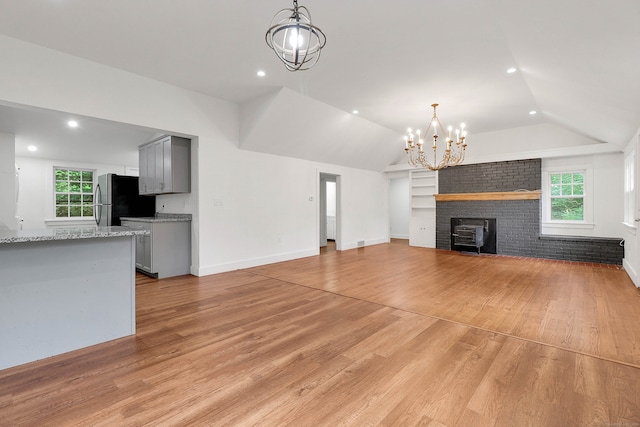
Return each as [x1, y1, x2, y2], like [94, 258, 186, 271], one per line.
[0, 226, 149, 244]
[120, 213, 192, 223]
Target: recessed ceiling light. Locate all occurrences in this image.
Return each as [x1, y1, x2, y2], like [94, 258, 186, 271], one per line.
[67, 120, 78, 128]
[27, 145, 38, 152]
[352, 110, 359, 114]
[529, 110, 537, 115]
[256, 70, 266, 77]
[507, 67, 517, 74]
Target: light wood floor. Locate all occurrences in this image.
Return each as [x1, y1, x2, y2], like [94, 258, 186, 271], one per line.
[2, 242, 640, 426]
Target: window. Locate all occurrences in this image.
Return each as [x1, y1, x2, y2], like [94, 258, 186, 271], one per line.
[54, 168, 94, 218]
[549, 172, 584, 221]
[625, 151, 636, 226]
[542, 162, 593, 231]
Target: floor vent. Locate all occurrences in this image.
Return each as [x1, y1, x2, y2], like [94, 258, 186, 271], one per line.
[357, 240, 365, 247]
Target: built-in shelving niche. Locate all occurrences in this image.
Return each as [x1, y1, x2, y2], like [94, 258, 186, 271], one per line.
[409, 170, 437, 247]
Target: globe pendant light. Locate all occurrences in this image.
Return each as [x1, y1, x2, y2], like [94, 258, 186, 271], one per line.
[265, 0, 327, 71]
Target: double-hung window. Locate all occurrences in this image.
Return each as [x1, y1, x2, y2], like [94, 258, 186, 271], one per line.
[549, 172, 584, 221]
[54, 168, 95, 218]
[624, 152, 636, 227]
[542, 163, 593, 232]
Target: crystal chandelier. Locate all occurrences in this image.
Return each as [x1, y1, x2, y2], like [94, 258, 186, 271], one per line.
[265, 0, 327, 72]
[405, 104, 467, 171]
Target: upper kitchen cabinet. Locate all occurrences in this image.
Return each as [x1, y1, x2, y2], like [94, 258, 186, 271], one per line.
[139, 135, 191, 195]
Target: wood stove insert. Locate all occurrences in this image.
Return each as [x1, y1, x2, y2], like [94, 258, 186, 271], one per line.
[451, 218, 497, 254]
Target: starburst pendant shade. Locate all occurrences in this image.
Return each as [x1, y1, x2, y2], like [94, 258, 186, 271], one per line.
[265, 0, 326, 71]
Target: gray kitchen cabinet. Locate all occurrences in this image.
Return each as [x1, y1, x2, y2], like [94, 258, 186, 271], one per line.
[121, 219, 191, 278]
[138, 141, 163, 194]
[139, 135, 190, 195]
[135, 228, 152, 272]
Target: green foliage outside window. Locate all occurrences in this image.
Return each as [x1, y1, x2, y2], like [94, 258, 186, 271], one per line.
[550, 172, 584, 220]
[55, 168, 94, 218]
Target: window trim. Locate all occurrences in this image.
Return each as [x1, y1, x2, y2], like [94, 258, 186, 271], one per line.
[623, 151, 637, 229]
[542, 163, 594, 229]
[53, 166, 96, 220]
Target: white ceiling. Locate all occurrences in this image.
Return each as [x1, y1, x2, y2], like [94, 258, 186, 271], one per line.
[0, 103, 160, 164]
[0, 0, 639, 168]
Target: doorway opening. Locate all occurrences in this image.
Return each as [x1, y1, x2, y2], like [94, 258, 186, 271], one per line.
[319, 173, 340, 252]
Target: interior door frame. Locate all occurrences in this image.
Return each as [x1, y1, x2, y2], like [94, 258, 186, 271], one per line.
[318, 172, 341, 250]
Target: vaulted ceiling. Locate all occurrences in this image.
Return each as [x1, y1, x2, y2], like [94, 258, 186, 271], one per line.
[0, 0, 638, 170]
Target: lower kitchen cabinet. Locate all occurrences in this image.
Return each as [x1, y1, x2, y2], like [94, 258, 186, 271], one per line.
[121, 219, 191, 278]
[135, 232, 152, 272]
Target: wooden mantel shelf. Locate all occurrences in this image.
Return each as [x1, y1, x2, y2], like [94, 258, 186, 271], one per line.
[434, 190, 541, 202]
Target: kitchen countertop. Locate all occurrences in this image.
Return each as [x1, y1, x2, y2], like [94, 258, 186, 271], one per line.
[0, 226, 149, 244]
[120, 213, 192, 223]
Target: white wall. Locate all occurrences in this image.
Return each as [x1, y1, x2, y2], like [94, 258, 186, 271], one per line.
[198, 149, 389, 274]
[541, 153, 624, 238]
[326, 181, 336, 240]
[0, 35, 391, 276]
[15, 156, 136, 230]
[327, 182, 336, 217]
[389, 176, 410, 239]
[0, 132, 16, 229]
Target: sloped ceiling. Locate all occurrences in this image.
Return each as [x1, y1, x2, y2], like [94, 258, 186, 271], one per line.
[0, 0, 638, 171]
[240, 88, 404, 171]
[488, 0, 640, 145]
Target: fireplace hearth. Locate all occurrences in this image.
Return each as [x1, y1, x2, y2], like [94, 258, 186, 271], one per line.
[451, 218, 497, 254]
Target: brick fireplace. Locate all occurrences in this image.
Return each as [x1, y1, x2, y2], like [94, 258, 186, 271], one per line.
[436, 159, 624, 265]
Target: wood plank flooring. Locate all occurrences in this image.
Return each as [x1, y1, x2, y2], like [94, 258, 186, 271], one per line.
[249, 241, 640, 367]
[1, 242, 640, 426]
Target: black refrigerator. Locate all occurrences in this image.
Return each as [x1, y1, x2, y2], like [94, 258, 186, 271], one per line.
[95, 174, 156, 226]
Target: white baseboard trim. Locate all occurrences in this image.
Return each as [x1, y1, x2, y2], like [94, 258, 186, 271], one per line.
[390, 234, 409, 239]
[623, 258, 639, 288]
[193, 248, 319, 277]
[341, 238, 390, 251]
[194, 238, 392, 276]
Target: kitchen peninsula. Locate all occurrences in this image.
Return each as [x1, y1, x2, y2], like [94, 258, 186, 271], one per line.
[0, 226, 148, 370]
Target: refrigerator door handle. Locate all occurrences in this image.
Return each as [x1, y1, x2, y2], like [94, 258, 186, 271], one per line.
[94, 183, 102, 226]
